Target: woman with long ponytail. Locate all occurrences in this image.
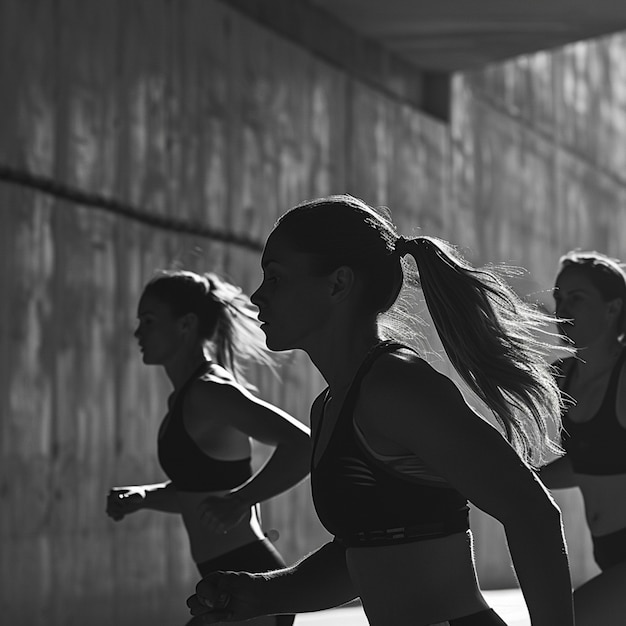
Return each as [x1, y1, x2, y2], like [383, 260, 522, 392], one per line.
[189, 195, 574, 625]
[106, 270, 311, 626]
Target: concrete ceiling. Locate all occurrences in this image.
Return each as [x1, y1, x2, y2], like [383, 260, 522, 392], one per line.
[307, 0, 626, 72]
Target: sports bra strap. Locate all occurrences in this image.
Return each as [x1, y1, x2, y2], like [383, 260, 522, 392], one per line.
[341, 341, 413, 411]
[313, 341, 411, 458]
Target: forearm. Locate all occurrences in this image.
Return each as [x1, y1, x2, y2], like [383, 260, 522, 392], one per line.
[142, 481, 182, 513]
[254, 541, 358, 614]
[505, 507, 574, 625]
[235, 444, 310, 507]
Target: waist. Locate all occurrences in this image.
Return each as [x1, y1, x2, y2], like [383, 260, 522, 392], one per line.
[178, 496, 264, 562]
[344, 530, 486, 624]
[336, 513, 469, 548]
[159, 451, 252, 491]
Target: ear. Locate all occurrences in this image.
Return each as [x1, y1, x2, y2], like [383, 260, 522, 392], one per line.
[177, 312, 198, 335]
[328, 265, 355, 302]
[607, 298, 623, 322]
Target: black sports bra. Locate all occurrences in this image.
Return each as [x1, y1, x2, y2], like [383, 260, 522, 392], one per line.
[311, 342, 469, 546]
[560, 350, 626, 475]
[157, 363, 252, 492]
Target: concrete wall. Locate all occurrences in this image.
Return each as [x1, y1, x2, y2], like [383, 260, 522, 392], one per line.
[451, 34, 626, 588]
[0, 1, 451, 624]
[1, 1, 625, 623]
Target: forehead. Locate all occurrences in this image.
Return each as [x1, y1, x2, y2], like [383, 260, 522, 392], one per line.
[137, 292, 172, 315]
[261, 230, 313, 269]
[555, 268, 600, 293]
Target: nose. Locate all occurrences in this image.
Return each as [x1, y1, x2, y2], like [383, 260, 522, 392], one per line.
[250, 284, 263, 309]
[555, 301, 569, 318]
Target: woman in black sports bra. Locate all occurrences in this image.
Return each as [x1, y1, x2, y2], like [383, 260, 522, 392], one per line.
[188, 195, 574, 625]
[105, 270, 311, 626]
[540, 250, 626, 625]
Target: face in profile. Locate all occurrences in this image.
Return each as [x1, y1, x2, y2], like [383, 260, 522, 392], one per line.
[553, 268, 619, 349]
[134, 292, 184, 365]
[251, 230, 334, 352]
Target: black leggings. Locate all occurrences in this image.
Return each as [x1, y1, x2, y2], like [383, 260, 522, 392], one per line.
[194, 538, 295, 626]
[449, 608, 507, 625]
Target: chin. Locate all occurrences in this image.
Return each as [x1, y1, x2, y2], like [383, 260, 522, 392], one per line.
[262, 329, 295, 353]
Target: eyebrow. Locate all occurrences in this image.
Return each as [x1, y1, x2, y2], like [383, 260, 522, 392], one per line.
[554, 287, 588, 296]
[261, 259, 281, 270]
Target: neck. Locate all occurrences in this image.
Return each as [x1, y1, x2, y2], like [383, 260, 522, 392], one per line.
[576, 338, 622, 374]
[164, 347, 210, 389]
[304, 324, 382, 394]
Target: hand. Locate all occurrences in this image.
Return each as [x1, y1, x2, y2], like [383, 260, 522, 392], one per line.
[106, 486, 146, 521]
[187, 571, 265, 623]
[199, 492, 248, 534]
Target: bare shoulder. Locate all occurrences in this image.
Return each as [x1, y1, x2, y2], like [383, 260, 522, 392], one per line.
[183, 375, 252, 424]
[355, 348, 495, 461]
[356, 348, 472, 435]
[183, 368, 310, 443]
[365, 348, 458, 400]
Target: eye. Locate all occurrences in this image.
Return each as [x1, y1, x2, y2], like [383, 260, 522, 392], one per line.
[263, 273, 279, 284]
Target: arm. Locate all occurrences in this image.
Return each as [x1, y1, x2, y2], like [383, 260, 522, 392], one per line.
[537, 455, 579, 490]
[233, 400, 312, 508]
[188, 382, 312, 530]
[187, 540, 357, 622]
[361, 357, 574, 626]
[106, 481, 181, 520]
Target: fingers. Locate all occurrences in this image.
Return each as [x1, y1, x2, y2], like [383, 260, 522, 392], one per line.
[105, 490, 132, 520]
[195, 573, 232, 608]
[187, 593, 212, 616]
[187, 574, 233, 623]
[186, 596, 230, 624]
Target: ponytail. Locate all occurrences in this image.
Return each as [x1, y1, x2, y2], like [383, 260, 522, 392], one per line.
[144, 270, 279, 388]
[272, 193, 566, 465]
[402, 236, 564, 467]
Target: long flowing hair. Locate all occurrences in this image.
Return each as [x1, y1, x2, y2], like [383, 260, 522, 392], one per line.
[408, 236, 564, 466]
[143, 270, 277, 387]
[276, 194, 567, 466]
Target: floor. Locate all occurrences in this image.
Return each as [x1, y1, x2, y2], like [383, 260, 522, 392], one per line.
[295, 588, 530, 625]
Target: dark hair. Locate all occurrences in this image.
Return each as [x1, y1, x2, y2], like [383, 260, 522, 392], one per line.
[143, 270, 276, 384]
[557, 250, 626, 341]
[275, 194, 566, 466]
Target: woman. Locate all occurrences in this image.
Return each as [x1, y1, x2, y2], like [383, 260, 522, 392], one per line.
[106, 270, 311, 626]
[188, 195, 574, 625]
[540, 250, 626, 625]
